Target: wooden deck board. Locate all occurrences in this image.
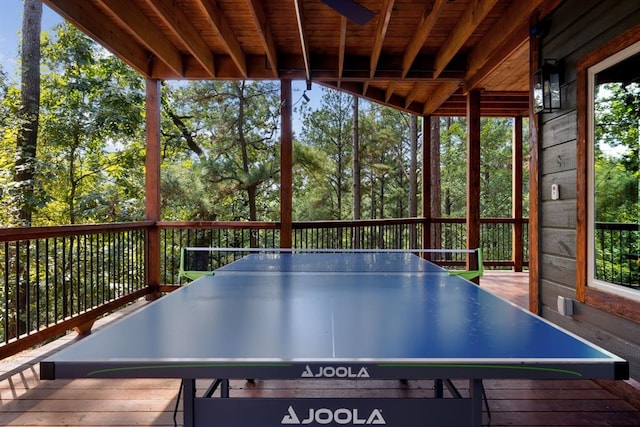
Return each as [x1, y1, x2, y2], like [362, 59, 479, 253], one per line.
[1, 272, 639, 426]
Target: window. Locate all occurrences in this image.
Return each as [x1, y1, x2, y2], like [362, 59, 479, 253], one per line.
[587, 42, 640, 301]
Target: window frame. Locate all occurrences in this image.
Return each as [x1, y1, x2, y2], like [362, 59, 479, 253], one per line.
[576, 24, 640, 322]
[587, 42, 640, 303]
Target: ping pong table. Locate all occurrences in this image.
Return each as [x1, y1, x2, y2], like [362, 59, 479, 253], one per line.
[40, 251, 628, 427]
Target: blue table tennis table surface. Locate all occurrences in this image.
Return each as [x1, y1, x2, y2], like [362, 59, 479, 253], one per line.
[41, 252, 628, 381]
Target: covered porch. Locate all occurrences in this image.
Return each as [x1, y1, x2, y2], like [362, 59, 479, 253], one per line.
[1, 0, 632, 395]
[3, 0, 639, 421]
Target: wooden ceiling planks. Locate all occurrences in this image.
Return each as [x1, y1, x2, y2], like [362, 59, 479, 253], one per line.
[43, 0, 563, 116]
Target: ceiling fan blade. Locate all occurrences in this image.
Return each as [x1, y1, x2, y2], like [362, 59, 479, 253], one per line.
[320, 0, 375, 26]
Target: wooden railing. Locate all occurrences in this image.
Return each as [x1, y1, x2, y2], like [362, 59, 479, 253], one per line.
[0, 222, 153, 359]
[0, 217, 528, 361]
[158, 218, 529, 284]
[595, 222, 639, 288]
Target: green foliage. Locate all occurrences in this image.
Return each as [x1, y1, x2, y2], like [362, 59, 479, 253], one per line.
[160, 80, 282, 221]
[439, 117, 525, 218]
[0, 21, 527, 227]
[10, 23, 147, 225]
[592, 81, 639, 288]
[594, 82, 639, 224]
[299, 90, 353, 219]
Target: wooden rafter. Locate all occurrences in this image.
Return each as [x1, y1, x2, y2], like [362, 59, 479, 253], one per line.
[195, 0, 247, 78]
[294, 0, 312, 84]
[97, 0, 183, 77]
[433, 0, 498, 78]
[338, 16, 347, 88]
[364, 0, 394, 95]
[422, 82, 460, 115]
[146, 0, 216, 77]
[370, 0, 394, 79]
[385, 81, 396, 103]
[464, 30, 528, 92]
[401, 0, 447, 78]
[404, 84, 419, 109]
[43, 0, 562, 116]
[245, 0, 279, 77]
[44, 0, 152, 76]
[465, 0, 549, 88]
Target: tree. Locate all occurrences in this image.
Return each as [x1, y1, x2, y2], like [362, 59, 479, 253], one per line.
[594, 82, 640, 224]
[358, 104, 411, 219]
[38, 23, 145, 224]
[299, 89, 353, 219]
[352, 95, 361, 221]
[161, 80, 281, 223]
[13, 0, 42, 225]
[408, 114, 419, 248]
[479, 118, 515, 217]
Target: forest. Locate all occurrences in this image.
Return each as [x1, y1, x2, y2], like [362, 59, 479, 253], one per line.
[0, 20, 527, 228]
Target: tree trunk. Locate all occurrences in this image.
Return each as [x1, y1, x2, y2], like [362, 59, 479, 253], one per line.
[10, 0, 42, 339]
[431, 118, 442, 249]
[15, 0, 42, 226]
[352, 95, 360, 248]
[409, 115, 418, 248]
[236, 82, 258, 224]
[352, 95, 360, 220]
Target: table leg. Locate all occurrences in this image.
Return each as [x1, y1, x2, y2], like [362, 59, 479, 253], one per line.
[470, 379, 483, 427]
[183, 379, 196, 427]
[221, 378, 230, 398]
[434, 379, 443, 398]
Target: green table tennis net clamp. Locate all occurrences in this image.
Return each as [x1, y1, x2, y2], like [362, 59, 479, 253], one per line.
[179, 247, 215, 282]
[446, 248, 483, 280]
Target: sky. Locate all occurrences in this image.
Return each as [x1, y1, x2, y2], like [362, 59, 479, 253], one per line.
[0, 0, 61, 81]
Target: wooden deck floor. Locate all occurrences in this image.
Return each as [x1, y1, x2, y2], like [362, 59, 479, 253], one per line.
[1, 271, 639, 426]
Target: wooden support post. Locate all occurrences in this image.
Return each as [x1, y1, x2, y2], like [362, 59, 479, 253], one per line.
[529, 30, 541, 314]
[421, 116, 432, 255]
[512, 116, 524, 272]
[145, 79, 161, 299]
[74, 319, 95, 336]
[280, 79, 293, 248]
[467, 91, 481, 282]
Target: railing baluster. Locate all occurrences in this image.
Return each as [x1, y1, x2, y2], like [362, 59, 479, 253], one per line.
[3, 242, 9, 343]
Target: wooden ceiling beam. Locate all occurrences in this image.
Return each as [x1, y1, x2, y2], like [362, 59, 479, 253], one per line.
[328, 81, 424, 116]
[464, 31, 528, 92]
[195, 0, 247, 78]
[97, 0, 183, 77]
[370, 0, 394, 79]
[245, 0, 278, 77]
[294, 0, 312, 84]
[404, 84, 419, 109]
[433, 108, 529, 117]
[464, 0, 549, 88]
[145, 0, 216, 77]
[150, 53, 467, 81]
[325, 82, 527, 117]
[422, 82, 461, 115]
[401, 0, 447, 78]
[365, 0, 394, 95]
[338, 16, 347, 88]
[43, 0, 152, 76]
[385, 81, 396, 103]
[433, 0, 498, 78]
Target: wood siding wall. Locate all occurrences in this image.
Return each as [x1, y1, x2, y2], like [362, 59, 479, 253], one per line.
[539, 0, 640, 380]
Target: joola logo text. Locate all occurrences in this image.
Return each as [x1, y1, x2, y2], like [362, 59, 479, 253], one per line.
[281, 406, 386, 425]
[301, 365, 370, 378]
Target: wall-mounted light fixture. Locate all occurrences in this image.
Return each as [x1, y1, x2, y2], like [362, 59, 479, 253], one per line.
[532, 59, 562, 113]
